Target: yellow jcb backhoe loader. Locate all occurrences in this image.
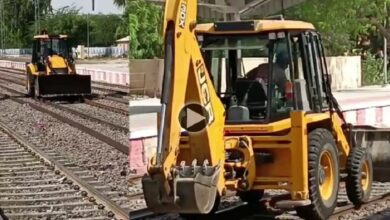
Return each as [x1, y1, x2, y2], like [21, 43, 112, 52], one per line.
[25, 32, 91, 98]
[141, 0, 373, 219]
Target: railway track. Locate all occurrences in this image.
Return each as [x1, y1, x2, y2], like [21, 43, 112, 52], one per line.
[0, 66, 129, 93]
[0, 70, 128, 126]
[0, 67, 129, 107]
[0, 78, 129, 116]
[0, 121, 129, 220]
[0, 84, 128, 154]
[130, 184, 390, 220]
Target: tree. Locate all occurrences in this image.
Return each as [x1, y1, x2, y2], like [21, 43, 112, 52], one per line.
[41, 6, 88, 47]
[285, 0, 390, 55]
[127, 0, 163, 59]
[40, 6, 123, 47]
[113, 0, 127, 7]
[90, 14, 122, 46]
[0, 0, 52, 48]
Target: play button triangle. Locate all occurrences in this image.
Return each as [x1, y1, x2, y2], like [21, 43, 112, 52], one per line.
[186, 107, 206, 128]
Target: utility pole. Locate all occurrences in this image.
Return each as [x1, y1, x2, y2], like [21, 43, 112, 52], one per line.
[34, 0, 37, 34]
[384, 1, 388, 86]
[37, 0, 40, 32]
[0, 0, 4, 56]
[87, 12, 89, 59]
[87, 0, 95, 59]
[34, 0, 41, 34]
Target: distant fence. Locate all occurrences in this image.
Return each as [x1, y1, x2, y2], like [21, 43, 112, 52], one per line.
[0, 49, 32, 56]
[0, 46, 128, 58]
[80, 47, 128, 58]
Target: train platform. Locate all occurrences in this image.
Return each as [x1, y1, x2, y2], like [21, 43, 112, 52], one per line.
[77, 59, 129, 73]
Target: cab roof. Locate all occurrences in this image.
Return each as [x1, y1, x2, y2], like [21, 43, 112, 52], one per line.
[33, 34, 68, 39]
[195, 20, 315, 34]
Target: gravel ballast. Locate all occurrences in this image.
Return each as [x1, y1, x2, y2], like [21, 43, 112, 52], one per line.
[0, 98, 142, 209]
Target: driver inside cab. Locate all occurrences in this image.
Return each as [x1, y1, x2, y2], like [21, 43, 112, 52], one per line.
[246, 52, 289, 95]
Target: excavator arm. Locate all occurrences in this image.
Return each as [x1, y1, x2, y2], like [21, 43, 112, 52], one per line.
[141, 0, 226, 214]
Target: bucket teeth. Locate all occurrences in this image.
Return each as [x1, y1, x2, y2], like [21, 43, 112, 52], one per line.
[173, 159, 219, 178]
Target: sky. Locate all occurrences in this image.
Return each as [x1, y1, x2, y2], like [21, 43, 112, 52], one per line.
[51, 0, 123, 14]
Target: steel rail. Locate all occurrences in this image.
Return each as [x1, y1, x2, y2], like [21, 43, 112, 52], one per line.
[0, 67, 130, 95]
[0, 120, 130, 220]
[0, 73, 130, 116]
[0, 84, 128, 154]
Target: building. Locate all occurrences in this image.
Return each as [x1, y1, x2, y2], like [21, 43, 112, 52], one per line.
[116, 36, 129, 52]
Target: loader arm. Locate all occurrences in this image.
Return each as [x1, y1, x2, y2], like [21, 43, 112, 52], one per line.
[142, 0, 226, 214]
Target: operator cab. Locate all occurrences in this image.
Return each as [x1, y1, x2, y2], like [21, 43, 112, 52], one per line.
[32, 33, 73, 74]
[196, 20, 331, 124]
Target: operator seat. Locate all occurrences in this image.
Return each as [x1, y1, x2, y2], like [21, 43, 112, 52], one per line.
[227, 79, 268, 121]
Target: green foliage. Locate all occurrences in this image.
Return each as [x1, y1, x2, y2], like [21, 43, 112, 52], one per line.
[361, 53, 385, 85]
[0, 0, 51, 48]
[41, 6, 88, 47]
[127, 0, 163, 59]
[41, 6, 122, 47]
[113, 0, 127, 7]
[1, 1, 123, 49]
[285, 0, 390, 56]
[90, 14, 122, 46]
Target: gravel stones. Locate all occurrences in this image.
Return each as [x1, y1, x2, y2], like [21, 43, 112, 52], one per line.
[0, 98, 141, 210]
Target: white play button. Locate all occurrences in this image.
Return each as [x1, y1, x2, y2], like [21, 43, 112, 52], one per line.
[186, 108, 206, 128]
[179, 103, 209, 132]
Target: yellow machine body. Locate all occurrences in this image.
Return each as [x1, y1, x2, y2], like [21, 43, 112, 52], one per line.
[25, 34, 91, 98]
[141, 1, 373, 219]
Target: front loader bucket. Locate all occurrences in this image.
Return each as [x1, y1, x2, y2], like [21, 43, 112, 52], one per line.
[36, 74, 91, 97]
[142, 163, 221, 214]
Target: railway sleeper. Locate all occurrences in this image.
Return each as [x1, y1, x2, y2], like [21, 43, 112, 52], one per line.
[0, 158, 37, 164]
[0, 196, 83, 205]
[0, 161, 42, 168]
[0, 189, 79, 197]
[0, 179, 66, 187]
[0, 152, 31, 157]
[0, 184, 68, 191]
[0, 173, 58, 180]
[2, 202, 94, 210]
[0, 165, 46, 172]
[0, 169, 53, 177]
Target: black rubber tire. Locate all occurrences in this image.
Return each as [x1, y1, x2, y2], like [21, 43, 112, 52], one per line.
[34, 78, 40, 98]
[237, 190, 264, 204]
[26, 74, 35, 97]
[295, 128, 339, 220]
[345, 147, 373, 206]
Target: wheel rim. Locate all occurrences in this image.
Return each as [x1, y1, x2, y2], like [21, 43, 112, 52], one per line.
[319, 151, 334, 200]
[361, 160, 370, 191]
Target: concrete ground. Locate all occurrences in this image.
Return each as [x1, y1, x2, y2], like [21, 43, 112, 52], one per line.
[76, 59, 129, 73]
[334, 85, 390, 110]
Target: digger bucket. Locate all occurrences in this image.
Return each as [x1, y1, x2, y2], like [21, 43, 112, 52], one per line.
[142, 163, 221, 214]
[35, 74, 91, 97]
